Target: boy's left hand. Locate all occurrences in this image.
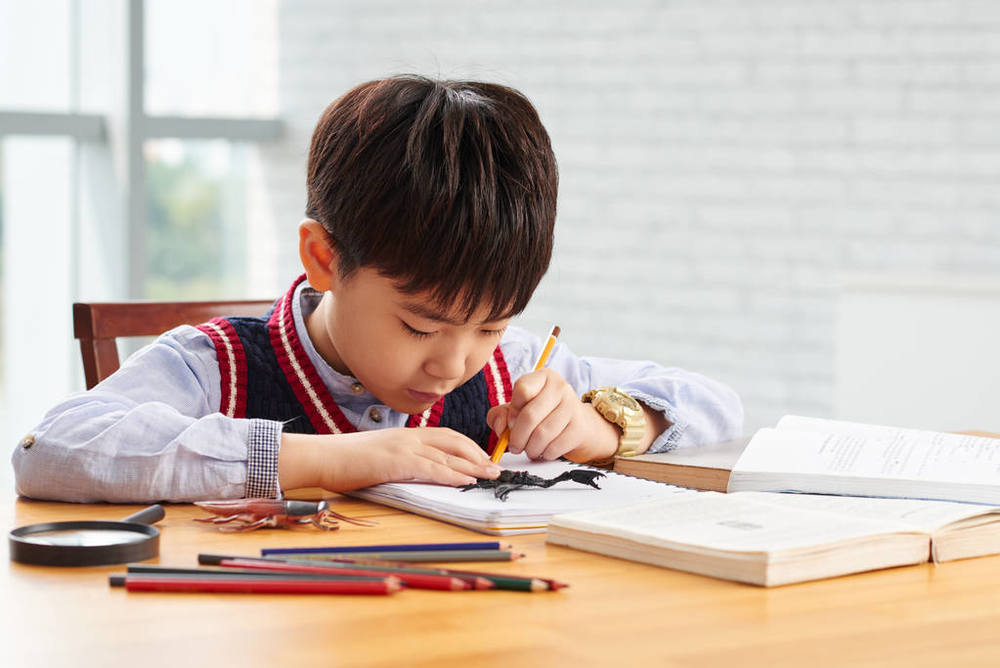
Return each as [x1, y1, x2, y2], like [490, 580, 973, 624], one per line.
[486, 368, 624, 463]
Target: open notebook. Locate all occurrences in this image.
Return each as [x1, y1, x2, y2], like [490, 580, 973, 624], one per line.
[348, 453, 692, 535]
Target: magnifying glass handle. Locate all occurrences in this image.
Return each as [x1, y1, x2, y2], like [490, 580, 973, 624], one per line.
[121, 505, 165, 525]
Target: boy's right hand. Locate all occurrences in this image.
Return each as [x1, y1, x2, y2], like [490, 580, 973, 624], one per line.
[278, 427, 502, 492]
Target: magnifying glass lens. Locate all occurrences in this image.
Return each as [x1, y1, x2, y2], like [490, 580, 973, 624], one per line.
[19, 529, 150, 547]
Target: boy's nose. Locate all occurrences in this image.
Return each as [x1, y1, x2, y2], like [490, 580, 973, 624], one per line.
[424, 348, 466, 381]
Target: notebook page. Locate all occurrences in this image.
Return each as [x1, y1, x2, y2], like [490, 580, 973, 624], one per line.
[351, 453, 693, 525]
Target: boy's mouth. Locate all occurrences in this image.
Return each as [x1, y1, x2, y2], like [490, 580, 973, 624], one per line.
[407, 389, 444, 404]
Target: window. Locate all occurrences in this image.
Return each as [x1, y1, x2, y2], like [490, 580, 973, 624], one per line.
[0, 0, 281, 448]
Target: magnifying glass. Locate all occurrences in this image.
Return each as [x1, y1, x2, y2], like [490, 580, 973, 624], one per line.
[9, 505, 165, 567]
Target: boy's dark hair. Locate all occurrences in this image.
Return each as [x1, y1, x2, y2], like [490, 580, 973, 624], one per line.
[306, 75, 558, 321]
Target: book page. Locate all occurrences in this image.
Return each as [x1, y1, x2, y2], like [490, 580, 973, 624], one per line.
[777, 415, 1000, 444]
[733, 427, 1000, 485]
[734, 491, 1000, 533]
[550, 492, 917, 554]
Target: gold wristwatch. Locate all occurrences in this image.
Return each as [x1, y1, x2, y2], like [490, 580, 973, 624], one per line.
[581, 386, 646, 462]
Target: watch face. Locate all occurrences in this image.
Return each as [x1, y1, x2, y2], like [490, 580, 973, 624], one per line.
[608, 390, 640, 411]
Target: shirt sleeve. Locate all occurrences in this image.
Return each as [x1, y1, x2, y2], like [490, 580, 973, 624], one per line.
[500, 327, 744, 453]
[10, 325, 284, 503]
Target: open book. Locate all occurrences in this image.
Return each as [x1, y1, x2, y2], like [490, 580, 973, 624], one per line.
[348, 453, 692, 535]
[727, 416, 1000, 504]
[547, 491, 1000, 586]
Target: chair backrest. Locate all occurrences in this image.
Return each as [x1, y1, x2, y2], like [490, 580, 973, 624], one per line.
[73, 299, 273, 389]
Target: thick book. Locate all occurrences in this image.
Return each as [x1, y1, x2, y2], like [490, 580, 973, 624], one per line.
[612, 437, 749, 491]
[547, 491, 1000, 586]
[727, 416, 1000, 504]
[348, 453, 692, 535]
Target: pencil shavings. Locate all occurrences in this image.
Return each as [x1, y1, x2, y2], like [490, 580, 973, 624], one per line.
[459, 469, 606, 502]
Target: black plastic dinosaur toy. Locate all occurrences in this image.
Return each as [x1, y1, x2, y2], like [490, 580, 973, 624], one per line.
[459, 469, 606, 502]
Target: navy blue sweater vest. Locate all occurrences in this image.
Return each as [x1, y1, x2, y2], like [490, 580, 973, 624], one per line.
[196, 277, 512, 453]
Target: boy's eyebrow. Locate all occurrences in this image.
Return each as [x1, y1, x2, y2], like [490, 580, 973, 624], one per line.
[398, 300, 508, 327]
[399, 301, 467, 326]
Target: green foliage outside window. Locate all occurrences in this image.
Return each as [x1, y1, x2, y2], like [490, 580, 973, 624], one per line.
[145, 143, 245, 300]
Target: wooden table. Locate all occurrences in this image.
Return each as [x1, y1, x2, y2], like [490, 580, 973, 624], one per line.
[4, 484, 1000, 667]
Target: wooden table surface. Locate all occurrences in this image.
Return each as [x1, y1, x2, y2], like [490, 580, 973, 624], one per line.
[4, 484, 1000, 667]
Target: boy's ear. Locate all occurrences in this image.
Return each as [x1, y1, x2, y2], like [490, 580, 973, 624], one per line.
[298, 220, 340, 292]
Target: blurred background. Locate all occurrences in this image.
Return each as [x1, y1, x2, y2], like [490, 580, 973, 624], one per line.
[2, 0, 1000, 452]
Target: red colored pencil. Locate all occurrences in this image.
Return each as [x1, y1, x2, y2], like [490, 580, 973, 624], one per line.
[219, 558, 472, 591]
[120, 574, 401, 595]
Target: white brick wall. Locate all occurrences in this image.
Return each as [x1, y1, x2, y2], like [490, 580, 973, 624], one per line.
[260, 0, 1000, 431]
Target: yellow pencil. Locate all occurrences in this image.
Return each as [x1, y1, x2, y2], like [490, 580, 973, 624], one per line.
[490, 325, 561, 464]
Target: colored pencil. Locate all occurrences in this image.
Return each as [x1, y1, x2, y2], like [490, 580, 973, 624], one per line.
[267, 549, 523, 563]
[490, 325, 561, 463]
[216, 558, 472, 591]
[112, 574, 401, 595]
[199, 553, 556, 592]
[124, 564, 386, 580]
[216, 557, 493, 591]
[261, 541, 510, 556]
[310, 555, 562, 591]
[200, 553, 559, 591]
[322, 556, 569, 591]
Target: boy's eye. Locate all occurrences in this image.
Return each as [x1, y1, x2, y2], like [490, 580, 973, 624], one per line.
[482, 327, 507, 337]
[401, 321, 433, 339]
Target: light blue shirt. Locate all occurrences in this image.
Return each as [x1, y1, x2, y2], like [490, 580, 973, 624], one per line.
[11, 280, 743, 503]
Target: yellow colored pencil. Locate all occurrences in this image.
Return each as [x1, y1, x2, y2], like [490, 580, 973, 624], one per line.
[490, 325, 561, 464]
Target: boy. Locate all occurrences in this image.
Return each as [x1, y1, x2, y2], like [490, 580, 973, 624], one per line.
[12, 75, 742, 503]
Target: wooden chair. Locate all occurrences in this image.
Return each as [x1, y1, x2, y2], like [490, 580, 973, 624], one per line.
[73, 299, 273, 389]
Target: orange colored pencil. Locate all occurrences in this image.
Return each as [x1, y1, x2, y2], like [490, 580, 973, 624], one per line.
[491, 325, 561, 464]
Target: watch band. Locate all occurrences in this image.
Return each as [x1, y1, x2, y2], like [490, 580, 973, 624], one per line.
[582, 386, 646, 464]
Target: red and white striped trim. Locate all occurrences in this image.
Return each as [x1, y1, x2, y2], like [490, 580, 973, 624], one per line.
[406, 396, 444, 428]
[485, 345, 511, 407]
[197, 318, 248, 418]
[485, 345, 512, 453]
[269, 275, 356, 435]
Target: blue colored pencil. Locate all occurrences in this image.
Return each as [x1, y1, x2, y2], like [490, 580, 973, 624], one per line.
[262, 541, 508, 556]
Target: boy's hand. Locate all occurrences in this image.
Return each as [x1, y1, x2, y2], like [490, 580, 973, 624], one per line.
[279, 428, 502, 492]
[486, 368, 622, 463]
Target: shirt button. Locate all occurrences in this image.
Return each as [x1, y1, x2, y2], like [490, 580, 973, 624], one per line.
[350, 382, 365, 395]
[368, 408, 383, 423]
[20, 434, 35, 449]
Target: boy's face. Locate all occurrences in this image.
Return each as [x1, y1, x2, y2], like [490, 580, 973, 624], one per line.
[310, 267, 511, 415]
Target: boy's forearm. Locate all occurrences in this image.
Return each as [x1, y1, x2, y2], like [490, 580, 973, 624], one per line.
[277, 432, 330, 491]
